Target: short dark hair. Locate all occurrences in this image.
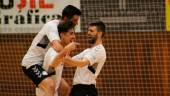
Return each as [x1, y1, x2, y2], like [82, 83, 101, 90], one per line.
[58, 21, 75, 37]
[62, 5, 81, 19]
[89, 21, 106, 37]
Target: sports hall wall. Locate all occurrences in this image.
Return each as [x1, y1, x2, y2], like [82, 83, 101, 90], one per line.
[1, 32, 170, 96]
[1, 0, 170, 96]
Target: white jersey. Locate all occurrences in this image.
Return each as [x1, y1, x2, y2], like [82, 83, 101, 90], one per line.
[43, 47, 64, 90]
[36, 47, 64, 96]
[73, 44, 106, 85]
[22, 20, 60, 68]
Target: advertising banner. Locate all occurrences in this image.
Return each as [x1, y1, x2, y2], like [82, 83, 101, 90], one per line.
[166, 0, 170, 31]
[0, 0, 80, 33]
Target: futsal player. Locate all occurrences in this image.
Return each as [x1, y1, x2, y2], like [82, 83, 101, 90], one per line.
[21, 5, 81, 96]
[63, 21, 106, 96]
[36, 21, 80, 96]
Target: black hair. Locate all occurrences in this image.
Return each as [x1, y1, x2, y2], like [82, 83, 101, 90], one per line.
[58, 21, 75, 37]
[62, 5, 81, 19]
[89, 21, 106, 37]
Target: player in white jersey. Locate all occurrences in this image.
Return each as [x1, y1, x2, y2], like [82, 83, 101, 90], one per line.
[21, 5, 81, 96]
[36, 21, 79, 96]
[63, 21, 106, 96]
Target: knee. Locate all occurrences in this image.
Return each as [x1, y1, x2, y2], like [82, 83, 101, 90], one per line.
[39, 77, 56, 95]
[47, 78, 55, 92]
[62, 84, 71, 95]
[65, 84, 71, 93]
[42, 78, 55, 94]
[61, 82, 71, 96]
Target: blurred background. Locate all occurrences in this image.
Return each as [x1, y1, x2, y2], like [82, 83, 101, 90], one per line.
[0, 0, 170, 96]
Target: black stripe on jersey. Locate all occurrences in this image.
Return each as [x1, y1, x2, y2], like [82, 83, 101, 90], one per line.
[37, 43, 48, 48]
[36, 36, 49, 49]
[88, 66, 96, 74]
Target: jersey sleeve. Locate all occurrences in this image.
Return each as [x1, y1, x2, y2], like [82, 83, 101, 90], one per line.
[83, 48, 102, 66]
[72, 51, 85, 60]
[45, 21, 60, 42]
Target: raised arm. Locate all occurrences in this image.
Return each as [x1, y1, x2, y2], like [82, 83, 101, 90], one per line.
[50, 42, 79, 68]
[51, 40, 64, 52]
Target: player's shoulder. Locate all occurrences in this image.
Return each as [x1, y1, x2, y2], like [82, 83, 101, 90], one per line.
[91, 44, 106, 55]
[42, 20, 60, 31]
[91, 44, 106, 60]
[94, 44, 106, 55]
[83, 44, 106, 54]
[46, 19, 59, 25]
[93, 44, 105, 52]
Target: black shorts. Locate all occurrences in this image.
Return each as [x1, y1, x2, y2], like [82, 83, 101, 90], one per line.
[70, 84, 98, 96]
[22, 64, 49, 87]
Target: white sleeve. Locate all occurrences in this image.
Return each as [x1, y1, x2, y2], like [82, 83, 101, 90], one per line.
[45, 22, 60, 42]
[83, 48, 101, 66]
[72, 51, 85, 60]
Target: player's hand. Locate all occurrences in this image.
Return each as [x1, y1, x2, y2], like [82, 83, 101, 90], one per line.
[51, 40, 64, 52]
[47, 66, 55, 76]
[64, 42, 80, 52]
[65, 53, 71, 59]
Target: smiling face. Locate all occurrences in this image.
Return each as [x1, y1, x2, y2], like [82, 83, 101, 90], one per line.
[60, 28, 76, 45]
[87, 26, 98, 44]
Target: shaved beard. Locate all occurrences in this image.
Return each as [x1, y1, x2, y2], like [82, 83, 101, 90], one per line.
[88, 36, 97, 44]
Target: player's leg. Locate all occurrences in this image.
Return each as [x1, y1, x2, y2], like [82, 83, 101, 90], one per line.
[38, 77, 55, 96]
[59, 78, 71, 96]
[36, 87, 44, 96]
[36, 75, 58, 96]
[22, 64, 55, 96]
[36, 47, 57, 96]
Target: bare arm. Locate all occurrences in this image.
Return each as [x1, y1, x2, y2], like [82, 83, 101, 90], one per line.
[51, 40, 63, 52]
[63, 55, 90, 67]
[50, 42, 79, 68]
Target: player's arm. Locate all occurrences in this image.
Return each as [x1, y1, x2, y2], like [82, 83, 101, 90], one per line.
[64, 47, 101, 67]
[51, 40, 63, 52]
[46, 21, 63, 52]
[63, 56, 90, 67]
[50, 42, 79, 68]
